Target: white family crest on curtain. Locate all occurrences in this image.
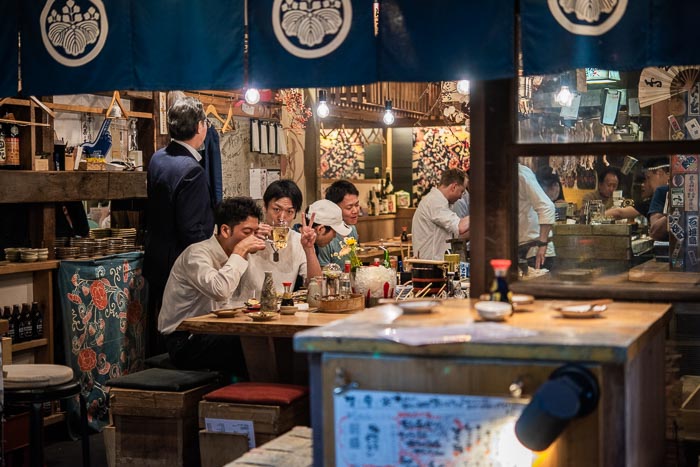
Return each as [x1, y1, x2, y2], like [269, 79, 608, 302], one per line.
[40, 0, 109, 67]
[272, 0, 352, 59]
[521, 0, 646, 75]
[548, 0, 628, 36]
[249, 0, 375, 88]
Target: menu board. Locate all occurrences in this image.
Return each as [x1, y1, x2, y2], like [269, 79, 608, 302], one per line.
[333, 389, 531, 466]
[670, 155, 700, 271]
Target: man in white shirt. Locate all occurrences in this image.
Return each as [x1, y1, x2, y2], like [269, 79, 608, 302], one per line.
[158, 197, 267, 374]
[412, 169, 470, 260]
[230, 180, 321, 302]
[518, 164, 556, 270]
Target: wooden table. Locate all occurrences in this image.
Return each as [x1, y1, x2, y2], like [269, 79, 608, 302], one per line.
[177, 311, 348, 383]
[295, 299, 672, 466]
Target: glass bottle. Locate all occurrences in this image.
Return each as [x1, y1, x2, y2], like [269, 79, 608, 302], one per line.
[340, 261, 352, 297]
[384, 170, 394, 194]
[281, 282, 295, 307]
[368, 190, 376, 216]
[400, 226, 409, 242]
[11, 304, 21, 342]
[489, 259, 513, 304]
[20, 303, 32, 341]
[31, 301, 43, 339]
[307, 276, 322, 309]
[3, 306, 13, 340]
[260, 271, 277, 313]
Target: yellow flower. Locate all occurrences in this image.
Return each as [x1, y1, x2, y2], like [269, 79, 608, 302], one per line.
[344, 238, 357, 247]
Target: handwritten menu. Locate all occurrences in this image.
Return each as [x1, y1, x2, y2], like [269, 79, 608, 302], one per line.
[334, 389, 531, 466]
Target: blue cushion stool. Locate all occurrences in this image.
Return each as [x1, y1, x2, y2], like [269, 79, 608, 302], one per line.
[3, 364, 90, 467]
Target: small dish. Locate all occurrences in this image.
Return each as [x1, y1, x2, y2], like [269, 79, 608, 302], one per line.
[245, 303, 262, 312]
[475, 301, 513, 321]
[557, 304, 607, 319]
[248, 312, 278, 322]
[279, 306, 297, 315]
[211, 308, 242, 318]
[397, 300, 440, 314]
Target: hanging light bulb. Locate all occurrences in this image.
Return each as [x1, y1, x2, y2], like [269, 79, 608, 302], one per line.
[456, 79, 470, 95]
[555, 86, 574, 107]
[383, 99, 395, 125]
[245, 88, 261, 105]
[317, 89, 330, 119]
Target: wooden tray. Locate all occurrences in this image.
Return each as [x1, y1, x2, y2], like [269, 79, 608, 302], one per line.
[318, 294, 364, 313]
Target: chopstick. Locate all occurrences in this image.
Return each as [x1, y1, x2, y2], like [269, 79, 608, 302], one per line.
[436, 283, 446, 297]
[416, 282, 433, 298]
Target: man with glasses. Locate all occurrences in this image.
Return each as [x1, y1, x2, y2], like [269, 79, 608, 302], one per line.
[144, 95, 214, 355]
[412, 168, 470, 261]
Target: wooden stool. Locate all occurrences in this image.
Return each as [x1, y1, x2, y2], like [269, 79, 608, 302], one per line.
[107, 368, 219, 467]
[3, 364, 90, 467]
[198, 383, 310, 467]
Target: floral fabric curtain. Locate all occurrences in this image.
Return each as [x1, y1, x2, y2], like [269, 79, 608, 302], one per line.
[58, 252, 147, 431]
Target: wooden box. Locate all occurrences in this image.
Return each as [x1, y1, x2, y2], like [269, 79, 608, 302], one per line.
[319, 294, 364, 313]
[198, 396, 309, 447]
[110, 384, 215, 467]
[78, 160, 106, 171]
[198, 430, 249, 467]
[681, 381, 700, 440]
[34, 158, 49, 171]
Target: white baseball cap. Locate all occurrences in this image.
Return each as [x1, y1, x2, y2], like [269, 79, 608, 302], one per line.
[307, 200, 351, 236]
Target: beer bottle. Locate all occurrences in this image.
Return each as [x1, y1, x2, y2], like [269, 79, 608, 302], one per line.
[31, 302, 43, 339]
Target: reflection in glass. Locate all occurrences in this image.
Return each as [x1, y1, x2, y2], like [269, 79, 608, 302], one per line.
[515, 68, 697, 143]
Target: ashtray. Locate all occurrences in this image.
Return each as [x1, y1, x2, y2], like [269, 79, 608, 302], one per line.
[475, 301, 513, 321]
[397, 300, 440, 314]
[211, 308, 242, 319]
[248, 312, 279, 322]
[557, 304, 607, 319]
[279, 306, 297, 315]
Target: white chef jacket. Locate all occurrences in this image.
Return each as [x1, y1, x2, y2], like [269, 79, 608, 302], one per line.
[412, 187, 461, 261]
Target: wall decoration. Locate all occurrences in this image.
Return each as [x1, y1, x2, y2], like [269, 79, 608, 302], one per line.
[440, 81, 470, 124]
[412, 126, 470, 199]
[276, 88, 312, 131]
[320, 128, 365, 179]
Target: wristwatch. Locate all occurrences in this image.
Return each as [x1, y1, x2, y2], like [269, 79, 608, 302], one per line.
[535, 240, 548, 247]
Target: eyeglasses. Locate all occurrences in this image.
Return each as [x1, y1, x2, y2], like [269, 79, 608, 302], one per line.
[201, 119, 211, 128]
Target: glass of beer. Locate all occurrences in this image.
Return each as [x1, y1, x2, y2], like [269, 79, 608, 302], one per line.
[272, 219, 289, 250]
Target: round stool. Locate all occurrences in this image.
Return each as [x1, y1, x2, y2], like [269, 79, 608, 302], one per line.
[3, 364, 90, 467]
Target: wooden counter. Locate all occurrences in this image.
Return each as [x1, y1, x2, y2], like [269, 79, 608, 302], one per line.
[294, 299, 671, 466]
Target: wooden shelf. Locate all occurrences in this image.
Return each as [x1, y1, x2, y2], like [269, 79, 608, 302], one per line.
[0, 260, 59, 275]
[0, 118, 50, 127]
[12, 338, 48, 352]
[0, 171, 147, 203]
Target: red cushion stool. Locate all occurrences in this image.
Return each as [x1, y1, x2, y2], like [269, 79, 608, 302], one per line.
[197, 383, 310, 466]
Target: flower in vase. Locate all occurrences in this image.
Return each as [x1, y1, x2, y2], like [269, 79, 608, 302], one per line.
[335, 237, 363, 269]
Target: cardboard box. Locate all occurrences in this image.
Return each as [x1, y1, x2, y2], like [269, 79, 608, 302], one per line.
[34, 158, 49, 171]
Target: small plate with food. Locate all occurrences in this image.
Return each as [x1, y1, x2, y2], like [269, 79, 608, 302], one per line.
[211, 308, 243, 319]
[248, 311, 279, 322]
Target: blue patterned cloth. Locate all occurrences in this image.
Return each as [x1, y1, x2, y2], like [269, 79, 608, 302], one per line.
[58, 252, 147, 432]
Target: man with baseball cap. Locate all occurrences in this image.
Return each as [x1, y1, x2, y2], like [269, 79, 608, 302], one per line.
[306, 199, 352, 248]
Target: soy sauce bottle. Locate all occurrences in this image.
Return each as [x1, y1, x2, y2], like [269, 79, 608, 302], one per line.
[31, 302, 43, 339]
[489, 259, 513, 304]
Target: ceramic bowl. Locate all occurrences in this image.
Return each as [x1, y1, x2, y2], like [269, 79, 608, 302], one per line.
[475, 301, 513, 321]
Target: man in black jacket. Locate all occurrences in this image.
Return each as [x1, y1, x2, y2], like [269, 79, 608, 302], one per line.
[144, 96, 214, 355]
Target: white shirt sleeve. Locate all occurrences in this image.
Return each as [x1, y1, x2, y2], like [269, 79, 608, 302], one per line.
[521, 167, 556, 226]
[186, 249, 249, 302]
